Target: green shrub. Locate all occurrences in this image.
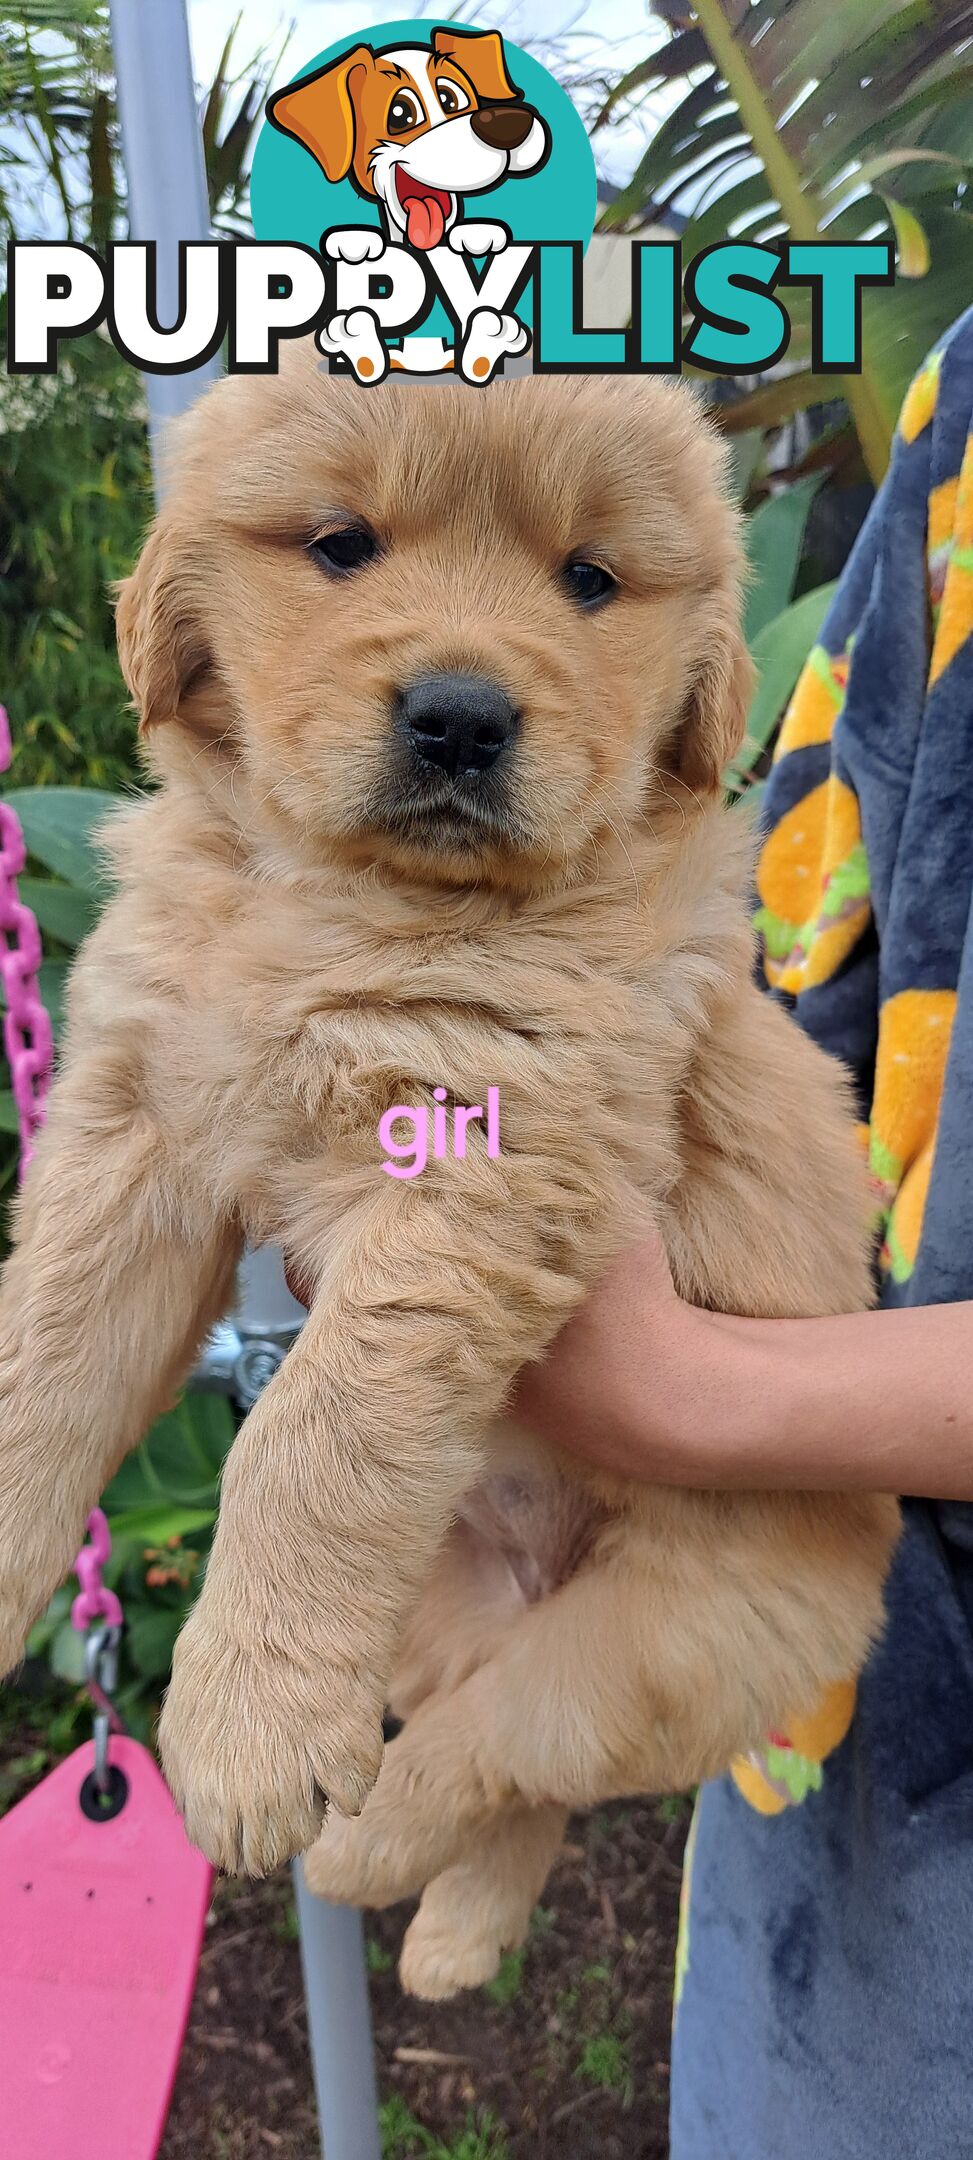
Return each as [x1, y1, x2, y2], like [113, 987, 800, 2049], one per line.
[0, 327, 150, 790]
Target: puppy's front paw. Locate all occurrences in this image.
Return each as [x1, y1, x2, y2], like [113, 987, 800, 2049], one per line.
[448, 222, 508, 257]
[323, 228, 385, 266]
[316, 308, 388, 384]
[459, 306, 529, 384]
[159, 1604, 385, 1876]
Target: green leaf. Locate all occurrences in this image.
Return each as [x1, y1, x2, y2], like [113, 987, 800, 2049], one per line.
[101, 1393, 235, 1515]
[0, 1092, 20, 1134]
[0, 956, 69, 1035]
[683, 172, 779, 260]
[881, 194, 931, 277]
[105, 1504, 216, 1547]
[3, 2, 103, 27]
[16, 875, 99, 947]
[727, 430, 763, 503]
[708, 372, 834, 436]
[852, 147, 968, 187]
[16, 30, 75, 240]
[592, 28, 709, 129]
[111, 1682, 155, 1747]
[730, 776, 767, 817]
[26, 1582, 74, 1656]
[602, 75, 728, 224]
[39, 957, 68, 1034]
[0, 1747, 49, 1801]
[201, 24, 235, 165]
[737, 581, 838, 774]
[743, 476, 822, 645]
[49, 1617, 86, 1684]
[2, 789, 120, 890]
[126, 1606, 184, 1681]
[862, 204, 973, 434]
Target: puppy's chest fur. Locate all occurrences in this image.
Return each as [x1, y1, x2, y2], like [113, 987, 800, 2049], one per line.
[184, 838, 738, 1257]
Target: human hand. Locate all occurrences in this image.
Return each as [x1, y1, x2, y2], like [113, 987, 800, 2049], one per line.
[510, 1230, 722, 1481]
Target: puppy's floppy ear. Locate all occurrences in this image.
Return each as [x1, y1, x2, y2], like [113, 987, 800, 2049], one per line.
[266, 46, 373, 184]
[432, 27, 520, 103]
[116, 516, 211, 733]
[673, 609, 754, 796]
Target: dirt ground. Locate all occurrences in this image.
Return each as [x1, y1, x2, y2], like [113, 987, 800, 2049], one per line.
[2, 1688, 689, 2159]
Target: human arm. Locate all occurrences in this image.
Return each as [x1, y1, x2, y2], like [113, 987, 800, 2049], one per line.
[511, 1231, 973, 1500]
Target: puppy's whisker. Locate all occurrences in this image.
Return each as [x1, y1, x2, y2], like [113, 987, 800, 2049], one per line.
[663, 773, 709, 838]
[600, 790, 645, 906]
[228, 773, 305, 873]
[359, 775, 392, 833]
[571, 800, 602, 885]
[602, 814, 642, 911]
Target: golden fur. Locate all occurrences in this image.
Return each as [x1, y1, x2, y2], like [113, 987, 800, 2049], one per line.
[0, 352, 898, 1998]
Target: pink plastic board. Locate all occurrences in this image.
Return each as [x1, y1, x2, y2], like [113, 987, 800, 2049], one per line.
[0, 1736, 212, 2160]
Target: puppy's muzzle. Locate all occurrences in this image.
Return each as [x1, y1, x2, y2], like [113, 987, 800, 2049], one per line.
[470, 104, 536, 151]
[398, 673, 519, 781]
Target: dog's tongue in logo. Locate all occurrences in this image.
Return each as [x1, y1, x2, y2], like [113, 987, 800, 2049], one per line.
[395, 169, 452, 252]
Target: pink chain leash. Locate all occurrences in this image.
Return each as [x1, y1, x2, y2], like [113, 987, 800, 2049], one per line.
[0, 706, 53, 1174]
[71, 1506, 123, 1632]
[0, 706, 114, 1622]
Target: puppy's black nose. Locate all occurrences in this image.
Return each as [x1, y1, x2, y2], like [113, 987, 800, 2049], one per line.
[470, 103, 535, 151]
[399, 673, 518, 780]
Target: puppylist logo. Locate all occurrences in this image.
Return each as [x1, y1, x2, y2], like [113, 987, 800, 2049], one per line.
[5, 16, 895, 386]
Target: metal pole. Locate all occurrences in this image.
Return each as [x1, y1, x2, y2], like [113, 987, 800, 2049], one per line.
[108, 0, 221, 481]
[294, 1863, 384, 2160]
[107, 9, 381, 2153]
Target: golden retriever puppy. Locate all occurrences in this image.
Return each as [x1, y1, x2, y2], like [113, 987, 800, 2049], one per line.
[0, 354, 897, 1995]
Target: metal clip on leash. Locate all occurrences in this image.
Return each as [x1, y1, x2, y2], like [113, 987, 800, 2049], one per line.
[84, 1623, 125, 1797]
[72, 1508, 129, 1822]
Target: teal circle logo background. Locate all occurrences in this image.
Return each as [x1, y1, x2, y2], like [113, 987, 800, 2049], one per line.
[250, 22, 597, 252]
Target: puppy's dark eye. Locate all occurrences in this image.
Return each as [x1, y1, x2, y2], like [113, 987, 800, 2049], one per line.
[561, 558, 618, 610]
[310, 526, 379, 577]
[387, 91, 422, 133]
[436, 79, 470, 115]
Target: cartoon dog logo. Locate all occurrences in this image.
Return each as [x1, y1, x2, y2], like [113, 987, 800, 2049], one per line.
[268, 27, 549, 253]
[267, 26, 550, 382]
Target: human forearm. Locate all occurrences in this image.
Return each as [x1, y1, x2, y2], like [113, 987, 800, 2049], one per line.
[512, 1238, 973, 1498]
[673, 1300, 973, 1496]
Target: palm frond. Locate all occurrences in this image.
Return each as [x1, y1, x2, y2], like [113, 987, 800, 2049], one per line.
[601, 0, 973, 471]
